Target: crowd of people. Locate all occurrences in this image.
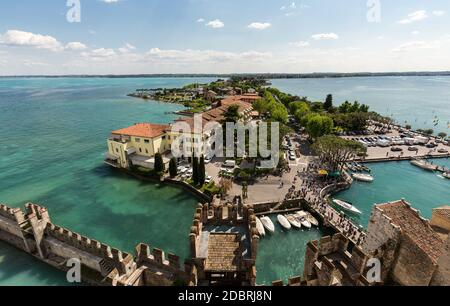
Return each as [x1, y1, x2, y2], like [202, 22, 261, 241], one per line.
[285, 159, 367, 246]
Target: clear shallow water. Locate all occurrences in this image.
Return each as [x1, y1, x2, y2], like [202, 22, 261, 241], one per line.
[255, 215, 331, 285]
[0, 77, 215, 285]
[271, 76, 450, 134]
[0, 76, 449, 286]
[335, 158, 450, 227]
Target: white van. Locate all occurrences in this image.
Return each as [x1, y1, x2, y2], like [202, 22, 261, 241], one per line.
[223, 160, 236, 168]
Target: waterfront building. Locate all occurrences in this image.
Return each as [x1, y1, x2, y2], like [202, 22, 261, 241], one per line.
[105, 95, 257, 170]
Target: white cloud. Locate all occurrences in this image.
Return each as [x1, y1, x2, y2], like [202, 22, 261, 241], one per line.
[398, 10, 428, 24]
[290, 41, 310, 47]
[145, 48, 271, 63]
[392, 41, 440, 53]
[311, 33, 339, 40]
[206, 19, 224, 29]
[0, 30, 63, 51]
[247, 22, 271, 30]
[118, 43, 136, 53]
[197, 18, 205, 23]
[82, 48, 116, 60]
[411, 31, 420, 35]
[100, 0, 119, 3]
[432, 10, 446, 17]
[65, 42, 87, 50]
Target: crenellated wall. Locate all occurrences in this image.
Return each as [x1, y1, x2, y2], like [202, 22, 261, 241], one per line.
[0, 202, 197, 286]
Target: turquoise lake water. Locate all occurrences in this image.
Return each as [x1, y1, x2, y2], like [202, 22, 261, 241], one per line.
[271, 76, 450, 135]
[0, 76, 449, 286]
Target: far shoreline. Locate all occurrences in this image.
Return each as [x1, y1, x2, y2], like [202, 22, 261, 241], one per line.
[2, 71, 450, 79]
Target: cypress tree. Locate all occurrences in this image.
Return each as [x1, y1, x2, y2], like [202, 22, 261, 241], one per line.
[192, 156, 199, 185]
[198, 155, 206, 186]
[154, 153, 164, 173]
[169, 158, 177, 177]
[324, 94, 333, 111]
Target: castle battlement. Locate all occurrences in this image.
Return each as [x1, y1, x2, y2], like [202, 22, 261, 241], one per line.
[0, 203, 25, 224]
[44, 223, 131, 264]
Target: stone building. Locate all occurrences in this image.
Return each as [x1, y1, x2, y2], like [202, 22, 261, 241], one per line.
[189, 203, 258, 286]
[363, 199, 449, 286]
[431, 206, 450, 233]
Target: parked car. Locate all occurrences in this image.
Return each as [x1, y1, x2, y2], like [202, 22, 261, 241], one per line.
[438, 148, 449, 154]
[205, 176, 213, 183]
[391, 147, 403, 152]
[408, 147, 419, 152]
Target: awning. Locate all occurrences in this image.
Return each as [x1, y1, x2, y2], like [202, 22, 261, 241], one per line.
[318, 170, 328, 176]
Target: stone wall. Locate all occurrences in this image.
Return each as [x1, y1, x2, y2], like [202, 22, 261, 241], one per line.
[430, 208, 450, 232]
[430, 235, 450, 285]
[0, 202, 196, 286]
[390, 233, 437, 286]
[362, 206, 402, 282]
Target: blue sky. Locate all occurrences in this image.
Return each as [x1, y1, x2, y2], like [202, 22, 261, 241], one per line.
[0, 0, 449, 74]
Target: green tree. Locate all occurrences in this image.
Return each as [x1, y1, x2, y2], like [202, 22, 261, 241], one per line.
[192, 156, 199, 185]
[438, 132, 447, 139]
[169, 158, 178, 177]
[223, 104, 241, 123]
[324, 94, 333, 111]
[312, 135, 366, 172]
[306, 114, 334, 139]
[154, 153, 165, 173]
[198, 155, 206, 186]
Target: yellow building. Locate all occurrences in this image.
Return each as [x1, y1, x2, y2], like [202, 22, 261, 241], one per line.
[105, 95, 257, 170]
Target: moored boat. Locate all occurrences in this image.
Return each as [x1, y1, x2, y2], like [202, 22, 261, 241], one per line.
[305, 212, 319, 227]
[277, 214, 292, 230]
[255, 217, 266, 236]
[286, 215, 302, 229]
[332, 199, 362, 215]
[443, 172, 450, 179]
[410, 159, 437, 171]
[352, 173, 374, 182]
[260, 216, 275, 233]
[295, 211, 312, 229]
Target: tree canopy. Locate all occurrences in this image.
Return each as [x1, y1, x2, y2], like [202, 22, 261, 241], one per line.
[305, 114, 334, 139]
[312, 135, 366, 172]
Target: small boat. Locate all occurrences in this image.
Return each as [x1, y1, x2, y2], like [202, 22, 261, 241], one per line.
[352, 173, 374, 182]
[443, 172, 450, 179]
[277, 215, 292, 230]
[410, 159, 437, 171]
[286, 215, 302, 229]
[294, 211, 311, 229]
[332, 199, 362, 215]
[260, 216, 275, 233]
[305, 212, 319, 227]
[255, 217, 266, 237]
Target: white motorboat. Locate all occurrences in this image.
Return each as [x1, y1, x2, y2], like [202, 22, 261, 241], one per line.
[294, 211, 311, 229]
[352, 173, 374, 182]
[260, 216, 275, 233]
[277, 215, 292, 230]
[443, 172, 450, 179]
[305, 212, 319, 227]
[255, 217, 266, 237]
[332, 199, 362, 215]
[410, 159, 437, 171]
[286, 215, 302, 229]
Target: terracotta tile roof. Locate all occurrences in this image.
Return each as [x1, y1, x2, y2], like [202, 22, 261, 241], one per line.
[205, 234, 242, 272]
[433, 206, 450, 220]
[112, 123, 169, 138]
[377, 200, 444, 263]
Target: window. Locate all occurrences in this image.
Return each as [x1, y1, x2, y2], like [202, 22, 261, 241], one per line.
[145, 149, 149, 154]
[144, 139, 150, 144]
[116, 148, 119, 153]
[168, 136, 171, 140]
[162, 136, 166, 140]
[139, 148, 142, 153]
[135, 138, 141, 143]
